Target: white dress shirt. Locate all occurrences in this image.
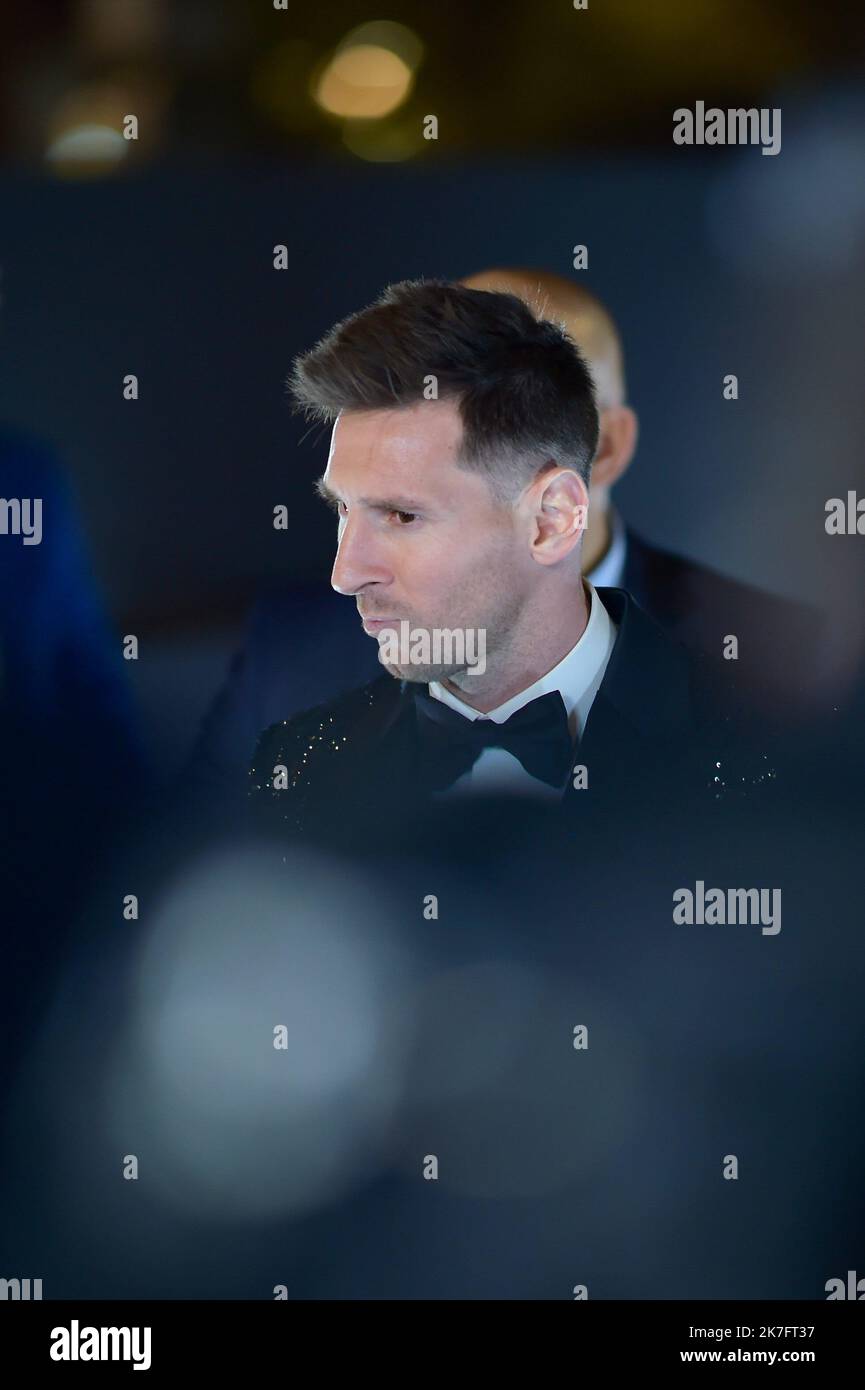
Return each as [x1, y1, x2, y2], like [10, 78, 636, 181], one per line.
[427, 582, 618, 801]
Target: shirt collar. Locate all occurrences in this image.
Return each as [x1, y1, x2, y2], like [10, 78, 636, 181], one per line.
[428, 582, 617, 740]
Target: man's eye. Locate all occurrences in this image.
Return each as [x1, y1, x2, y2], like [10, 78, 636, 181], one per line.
[391, 510, 417, 525]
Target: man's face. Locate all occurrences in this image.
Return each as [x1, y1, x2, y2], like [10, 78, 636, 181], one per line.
[319, 398, 535, 684]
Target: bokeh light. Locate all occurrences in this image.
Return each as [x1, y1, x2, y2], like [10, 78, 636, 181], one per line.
[313, 21, 423, 121]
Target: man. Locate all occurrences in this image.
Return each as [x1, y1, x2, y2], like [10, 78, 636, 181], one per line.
[188, 268, 811, 810]
[248, 280, 778, 843]
[0, 425, 149, 1091]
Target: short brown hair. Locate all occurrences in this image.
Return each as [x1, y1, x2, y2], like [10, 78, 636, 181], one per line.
[289, 278, 599, 498]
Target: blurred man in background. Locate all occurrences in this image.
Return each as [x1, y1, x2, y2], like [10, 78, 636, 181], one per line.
[0, 425, 149, 1087]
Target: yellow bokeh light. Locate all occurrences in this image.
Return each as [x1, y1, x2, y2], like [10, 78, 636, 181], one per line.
[314, 44, 413, 120]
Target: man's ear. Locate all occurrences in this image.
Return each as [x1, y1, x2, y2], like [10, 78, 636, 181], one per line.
[591, 406, 639, 490]
[528, 467, 589, 566]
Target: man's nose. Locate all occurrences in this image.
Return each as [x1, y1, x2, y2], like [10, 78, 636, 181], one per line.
[330, 515, 392, 595]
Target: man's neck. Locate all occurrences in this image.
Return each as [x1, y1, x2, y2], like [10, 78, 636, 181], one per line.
[441, 582, 591, 713]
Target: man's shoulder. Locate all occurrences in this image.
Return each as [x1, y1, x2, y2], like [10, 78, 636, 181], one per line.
[248, 674, 403, 794]
[623, 528, 819, 713]
[594, 586, 790, 801]
[624, 528, 814, 626]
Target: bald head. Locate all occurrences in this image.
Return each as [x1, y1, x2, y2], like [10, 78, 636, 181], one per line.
[459, 267, 625, 409]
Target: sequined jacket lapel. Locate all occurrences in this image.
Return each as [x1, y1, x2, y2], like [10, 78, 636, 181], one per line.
[249, 674, 421, 839]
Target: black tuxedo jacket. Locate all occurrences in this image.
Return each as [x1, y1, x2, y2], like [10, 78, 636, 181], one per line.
[188, 528, 812, 808]
[248, 588, 781, 847]
[622, 530, 814, 686]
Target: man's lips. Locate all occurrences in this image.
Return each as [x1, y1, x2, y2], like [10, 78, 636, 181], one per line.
[361, 616, 400, 633]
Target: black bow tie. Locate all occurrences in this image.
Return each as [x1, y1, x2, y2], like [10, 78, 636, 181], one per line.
[413, 686, 574, 792]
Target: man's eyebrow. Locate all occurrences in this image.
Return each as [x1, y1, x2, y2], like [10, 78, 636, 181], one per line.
[314, 476, 340, 509]
[313, 476, 428, 513]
